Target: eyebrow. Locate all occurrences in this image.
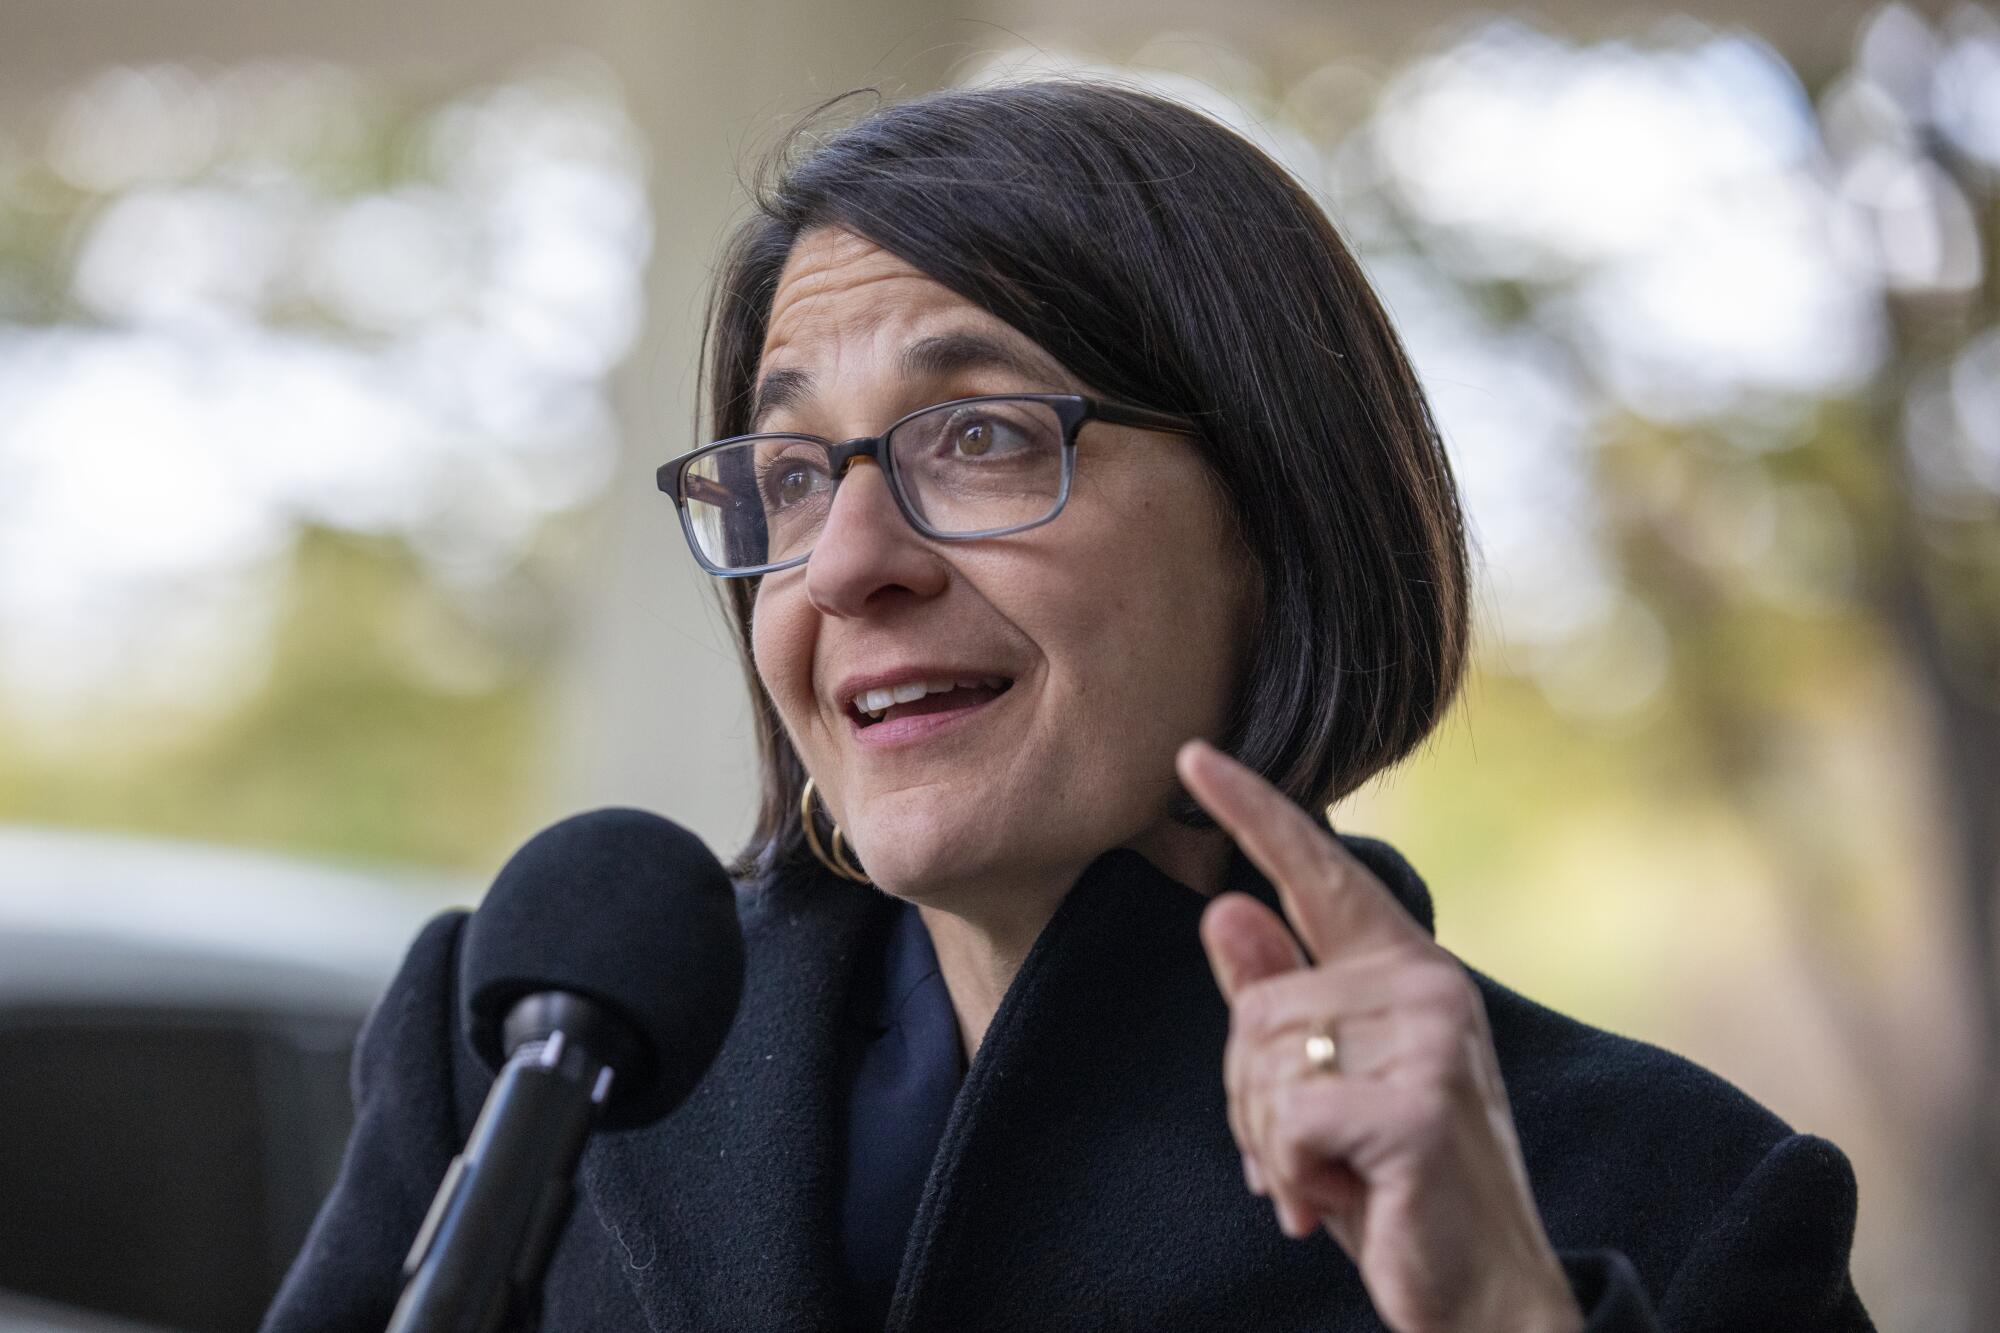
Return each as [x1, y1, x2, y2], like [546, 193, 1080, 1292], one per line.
[747, 329, 1070, 430]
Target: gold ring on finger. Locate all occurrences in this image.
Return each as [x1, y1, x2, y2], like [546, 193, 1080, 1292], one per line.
[1303, 1022, 1340, 1077]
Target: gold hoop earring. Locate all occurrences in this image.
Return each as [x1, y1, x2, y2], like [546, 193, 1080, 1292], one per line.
[800, 776, 870, 883]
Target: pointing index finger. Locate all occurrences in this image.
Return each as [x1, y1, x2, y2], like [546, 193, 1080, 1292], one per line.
[1176, 739, 1424, 962]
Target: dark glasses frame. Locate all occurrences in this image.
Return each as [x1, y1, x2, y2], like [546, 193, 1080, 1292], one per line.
[656, 392, 1201, 577]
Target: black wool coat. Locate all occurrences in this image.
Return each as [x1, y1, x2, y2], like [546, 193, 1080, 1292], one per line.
[264, 836, 1874, 1332]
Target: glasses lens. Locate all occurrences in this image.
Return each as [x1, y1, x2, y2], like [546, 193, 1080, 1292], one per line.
[681, 436, 833, 570]
[888, 398, 1066, 536]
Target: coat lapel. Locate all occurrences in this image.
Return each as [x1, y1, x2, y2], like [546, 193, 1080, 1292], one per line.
[578, 865, 895, 1332]
[887, 839, 1434, 1332]
[575, 835, 1434, 1332]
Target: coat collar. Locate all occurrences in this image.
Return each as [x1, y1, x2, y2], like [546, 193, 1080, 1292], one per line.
[579, 833, 1432, 1331]
[578, 860, 888, 1330]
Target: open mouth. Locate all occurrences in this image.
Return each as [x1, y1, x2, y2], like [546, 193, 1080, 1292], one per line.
[849, 677, 1013, 729]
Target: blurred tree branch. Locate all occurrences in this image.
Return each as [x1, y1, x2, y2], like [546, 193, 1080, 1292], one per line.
[1327, 6, 2000, 1323]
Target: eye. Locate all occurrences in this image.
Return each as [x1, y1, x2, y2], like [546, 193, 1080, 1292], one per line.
[940, 410, 1029, 459]
[955, 417, 997, 456]
[757, 453, 830, 509]
[776, 465, 814, 503]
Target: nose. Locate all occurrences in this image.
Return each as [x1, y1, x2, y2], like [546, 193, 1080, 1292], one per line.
[804, 459, 948, 618]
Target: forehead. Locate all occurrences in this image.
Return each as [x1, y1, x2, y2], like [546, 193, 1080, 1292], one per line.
[760, 226, 988, 364]
[759, 227, 966, 362]
[751, 227, 1078, 425]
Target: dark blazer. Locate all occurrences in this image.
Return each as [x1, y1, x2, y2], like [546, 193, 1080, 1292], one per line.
[264, 836, 1873, 1331]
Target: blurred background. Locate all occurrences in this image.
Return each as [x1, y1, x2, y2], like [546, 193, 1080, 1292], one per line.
[0, 0, 1993, 1328]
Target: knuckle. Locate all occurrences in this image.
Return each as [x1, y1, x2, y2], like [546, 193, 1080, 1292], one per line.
[1263, 1077, 1294, 1133]
[1273, 1072, 1323, 1123]
[1244, 1044, 1284, 1101]
[1413, 962, 1477, 1024]
[1265, 1102, 1315, 1176]
[1267, 1083, 1331, 1178]
[1396, 1026, 1451, 1082]
[1310, 837, 1347, 882]
[1234, 980, 1278, 1036]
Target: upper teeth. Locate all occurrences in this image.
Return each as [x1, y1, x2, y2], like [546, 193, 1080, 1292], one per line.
[854, 677, 1006, 718]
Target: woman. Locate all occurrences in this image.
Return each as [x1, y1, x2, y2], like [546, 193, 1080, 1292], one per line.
[267, 81, 1873, 1331]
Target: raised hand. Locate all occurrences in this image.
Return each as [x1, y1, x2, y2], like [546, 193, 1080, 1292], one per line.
[1177, 740, 1582, 1333]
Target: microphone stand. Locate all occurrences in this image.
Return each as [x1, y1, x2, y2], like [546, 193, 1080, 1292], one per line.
[385, 996, 630, 1333]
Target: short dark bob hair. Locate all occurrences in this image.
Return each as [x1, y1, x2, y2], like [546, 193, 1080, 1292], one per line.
[699, 79, 1469, 878]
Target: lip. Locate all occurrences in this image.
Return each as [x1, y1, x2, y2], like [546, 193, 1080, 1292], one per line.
[828, 664, 1017, 749]
[829, 665, 1014, 714]
[846, 688, 1009, 748]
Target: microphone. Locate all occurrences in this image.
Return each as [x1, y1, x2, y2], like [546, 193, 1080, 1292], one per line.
[386, 809, 745, 1333]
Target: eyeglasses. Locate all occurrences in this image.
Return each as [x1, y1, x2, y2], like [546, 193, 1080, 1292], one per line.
[656, 393, 1200, 577]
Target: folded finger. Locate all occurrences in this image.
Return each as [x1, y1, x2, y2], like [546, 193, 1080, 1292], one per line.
[1201, 891, 1308, 1002]
[1177, 740, 1424, 961]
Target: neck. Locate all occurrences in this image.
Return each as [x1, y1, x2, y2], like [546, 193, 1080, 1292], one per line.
[914, 822, 1235, 1059]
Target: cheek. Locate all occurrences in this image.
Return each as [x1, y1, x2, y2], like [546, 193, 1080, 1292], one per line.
[1034, 488, 1254, 737]
[749, 582, 818, 735]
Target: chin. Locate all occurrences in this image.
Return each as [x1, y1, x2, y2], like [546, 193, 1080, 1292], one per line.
[848, 825, 984, 900]
[845, 796, 1020, 900]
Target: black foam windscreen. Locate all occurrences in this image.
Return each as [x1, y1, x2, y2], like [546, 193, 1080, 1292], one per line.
[460, 808, 744, 1131]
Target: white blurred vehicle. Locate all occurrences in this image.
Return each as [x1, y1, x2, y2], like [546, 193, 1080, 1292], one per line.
[0, 825, 472, 1333]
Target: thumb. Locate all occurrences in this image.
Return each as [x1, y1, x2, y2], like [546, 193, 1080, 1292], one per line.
[1200, 891, 1308, 1001]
